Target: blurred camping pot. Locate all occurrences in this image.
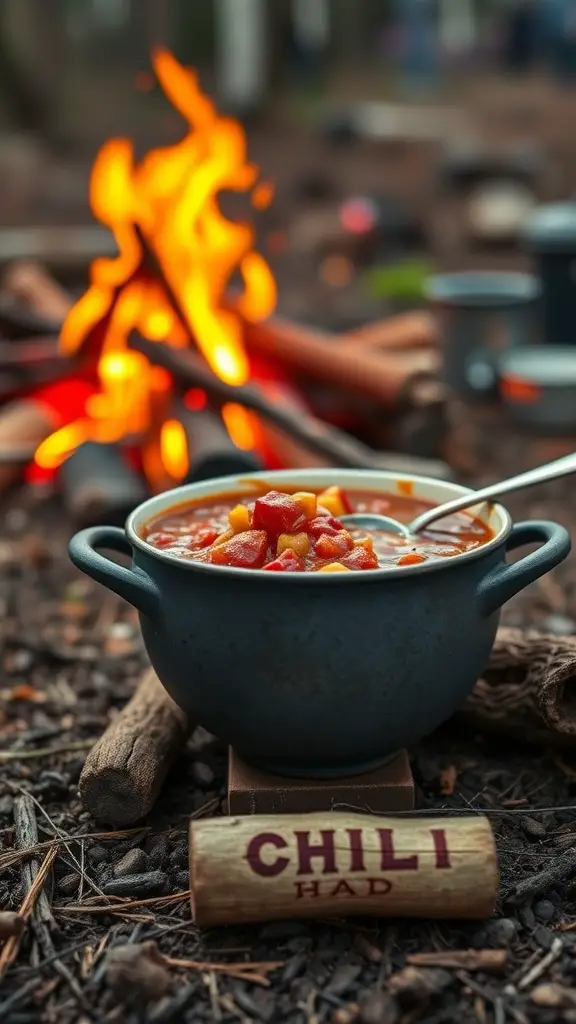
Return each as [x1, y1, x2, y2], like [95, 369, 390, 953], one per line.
[425, 271, 540, 401]
[498, 346, 576, 433]
[523, 202, 576, 348]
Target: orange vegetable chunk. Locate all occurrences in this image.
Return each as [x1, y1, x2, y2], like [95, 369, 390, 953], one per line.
[228, 504, 251, 533]
[317, 562, 351, 573]
[314, 530, 354, 560]
[397, 552, 427, 566]
[277, 532, 310, 557]
[317, 486, 353, 517]
[292, 491, 317, 520]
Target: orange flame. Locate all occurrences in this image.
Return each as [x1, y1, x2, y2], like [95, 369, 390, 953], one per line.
[35, 48, 277, 485]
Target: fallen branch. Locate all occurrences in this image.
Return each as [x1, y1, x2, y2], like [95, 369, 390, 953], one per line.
[79, 668, 193, 826]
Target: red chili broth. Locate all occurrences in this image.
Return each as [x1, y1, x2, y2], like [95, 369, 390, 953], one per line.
[141, 486, 495, 572]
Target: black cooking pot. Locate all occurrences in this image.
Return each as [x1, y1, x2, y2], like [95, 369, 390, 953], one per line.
[68, 469, 571, 779]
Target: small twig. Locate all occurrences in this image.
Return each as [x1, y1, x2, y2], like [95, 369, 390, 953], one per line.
[55, 890, 190, 915]
[406, 950, 508, 974]
[166, 957, 284, 975]
[0, 845, 57, 977]
[0, 739, 93, 762]
[517, 937, 563, 991]
[0, 827, 147, 872]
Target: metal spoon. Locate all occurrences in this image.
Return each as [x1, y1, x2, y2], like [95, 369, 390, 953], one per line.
[339, 451, 576, 540]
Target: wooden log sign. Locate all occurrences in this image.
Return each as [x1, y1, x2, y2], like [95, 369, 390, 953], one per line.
[189, 812, 499, 927]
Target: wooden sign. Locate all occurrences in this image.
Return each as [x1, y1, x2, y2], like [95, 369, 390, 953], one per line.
[189, 812, 498, 927]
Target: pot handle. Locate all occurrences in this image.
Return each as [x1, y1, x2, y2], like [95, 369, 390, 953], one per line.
[477, 520, 571, 618]
[69, 526, 161, 622]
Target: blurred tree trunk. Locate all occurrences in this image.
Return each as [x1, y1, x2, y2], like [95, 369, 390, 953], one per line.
[0, 0, 70, 150]
[143, 0, 173, 48]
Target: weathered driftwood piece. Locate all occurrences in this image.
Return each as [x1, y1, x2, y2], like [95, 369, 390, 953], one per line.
[79, 669, 192, 826]
[189, 812, 498, 926]
[461, 627, 576, 745]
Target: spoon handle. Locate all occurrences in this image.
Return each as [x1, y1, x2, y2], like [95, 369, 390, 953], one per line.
[411, 451, 576, 533]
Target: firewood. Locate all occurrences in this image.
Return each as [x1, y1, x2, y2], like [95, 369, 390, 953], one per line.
[0, 397, 57, 491]
[461, 627, 576, 746]
[340, 311, 439, 351]
[129, 331, 452, 480]
[2, 261, 72, 323]
[189, 812, 498, 926]
[243, 315, 438, 406]
[79, 669, 193, 826]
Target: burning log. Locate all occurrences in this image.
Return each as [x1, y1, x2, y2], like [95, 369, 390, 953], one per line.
[59, 442, 149, 527]
[189, 812, 498, 926]
[0, 398, 60, 492]
[0, 299, 62, 338]
[242, 315, 439, 407]
[2, 261, 73, 324]
[129, 333, 452, 480]
[179, 404, 262, 483]
[0, 378, 96, 492]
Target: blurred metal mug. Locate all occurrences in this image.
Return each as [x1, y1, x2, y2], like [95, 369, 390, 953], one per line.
[425, 271, 540, 402]
[523, 202, 576, 348]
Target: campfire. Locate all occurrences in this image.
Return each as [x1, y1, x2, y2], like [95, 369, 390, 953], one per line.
[0, 49, 448, 525]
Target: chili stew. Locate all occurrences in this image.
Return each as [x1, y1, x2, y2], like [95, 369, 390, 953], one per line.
[142, 485, 494, 572]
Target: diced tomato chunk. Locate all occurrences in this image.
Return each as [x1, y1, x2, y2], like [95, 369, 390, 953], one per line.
[307, 515, 346, 539]
[314, 531, 354, 560]
[341, 546, 379, 570]
[396, 552, 427, 567]
[252, 491, 306, 536]
[263, 549, 305, 572]
[188, 526, 220, 549]
[146, 531, 175, 548]
[209, 530, 269, 569]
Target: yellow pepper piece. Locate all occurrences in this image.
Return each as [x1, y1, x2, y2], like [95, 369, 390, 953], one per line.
[277, 532, 310, 557]
[228, 504, 251, 533]
[292, 491, 317, 520]
[354, 536, 374, 553]
[317, 487, 346, 518]
[317, 562, 351, 573]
